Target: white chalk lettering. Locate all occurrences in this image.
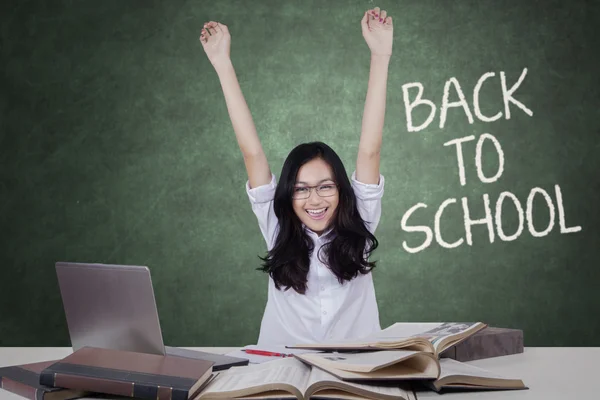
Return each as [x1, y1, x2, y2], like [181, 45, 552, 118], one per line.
[402, 82, 436, 132]
[495, 191, 525, 241]
[400, 203, 433, 253]
[475, 133, 505, 183]
[555, 184, 582, 233]
[402, 68, 533, 132]
[440, 77, 474, 129]
[473, 72, 502, 122]
[501, 68, 533, 119]
[462, 194, 495, 246]
[434, 198, 463, 248]
[526, 187, 555, 237]
[401, 185, 581, 253]
[443, 135, 476, 186]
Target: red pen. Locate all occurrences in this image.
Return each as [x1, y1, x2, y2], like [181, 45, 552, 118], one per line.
[243, 349, 293, 357]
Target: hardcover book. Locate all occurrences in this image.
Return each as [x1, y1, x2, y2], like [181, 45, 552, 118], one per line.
[0, 360, 87, 400]
[39, 347, 214, 400]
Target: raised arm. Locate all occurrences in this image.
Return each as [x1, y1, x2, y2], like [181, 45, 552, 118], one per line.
[200, 21, 272, 189]
[356, 7, 393, 184]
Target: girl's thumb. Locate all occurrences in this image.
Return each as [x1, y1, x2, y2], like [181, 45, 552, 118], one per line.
[361, 11, 368, 28]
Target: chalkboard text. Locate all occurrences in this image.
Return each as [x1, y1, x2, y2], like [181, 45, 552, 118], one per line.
[401, 68, 533, 132]
[444, 133, 504, 186]
[400, 184, 582, 253]
[398, 67, 582, 253]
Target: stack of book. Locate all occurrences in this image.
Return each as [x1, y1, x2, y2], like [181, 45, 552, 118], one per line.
[0, 346, 216, 400]
[0, 322, 527, 400]
[192, 322, 528, 399]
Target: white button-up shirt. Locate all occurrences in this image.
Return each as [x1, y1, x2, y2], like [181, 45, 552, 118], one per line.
[245, 171, 385, 346]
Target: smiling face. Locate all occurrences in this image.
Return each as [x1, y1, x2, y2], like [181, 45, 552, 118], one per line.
[292, 158, 339, 236]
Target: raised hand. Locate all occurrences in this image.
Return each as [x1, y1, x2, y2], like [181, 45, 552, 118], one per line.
[199, 21, 231, 67]
[361, 7, 393, 57]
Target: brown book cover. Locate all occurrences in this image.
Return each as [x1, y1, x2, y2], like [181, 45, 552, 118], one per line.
[0, 360, 87, 400]
[39, 347, 214, 400]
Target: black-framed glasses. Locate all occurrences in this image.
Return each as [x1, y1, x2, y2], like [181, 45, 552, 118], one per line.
[292, 183, 338, 199]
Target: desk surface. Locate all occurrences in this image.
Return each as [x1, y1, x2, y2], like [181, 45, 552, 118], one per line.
[1, 347, 597, 400]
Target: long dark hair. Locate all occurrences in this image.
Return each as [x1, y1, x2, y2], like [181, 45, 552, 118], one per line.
[257, 142, 379, 294]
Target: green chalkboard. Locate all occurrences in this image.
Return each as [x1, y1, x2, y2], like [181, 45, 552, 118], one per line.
[1, 0, 598, 347]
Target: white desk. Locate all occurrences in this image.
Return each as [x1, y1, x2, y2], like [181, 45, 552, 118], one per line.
[1, 347, 598, 399]
[416, 347, 598, 400]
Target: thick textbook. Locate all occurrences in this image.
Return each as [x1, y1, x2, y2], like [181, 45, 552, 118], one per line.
[39, 347, 214, 400]
[0, 360, 86, 400]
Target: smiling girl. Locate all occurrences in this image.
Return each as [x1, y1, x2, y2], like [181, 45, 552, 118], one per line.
[200, 7, 393, 345]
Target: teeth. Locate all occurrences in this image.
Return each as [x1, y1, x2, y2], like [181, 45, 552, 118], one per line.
[307, 208, 327, 215]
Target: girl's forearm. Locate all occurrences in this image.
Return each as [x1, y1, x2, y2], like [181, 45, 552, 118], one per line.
[358, 54, 391, 155]
[214, 59, 265, 158]
[213, 59, 271, 187]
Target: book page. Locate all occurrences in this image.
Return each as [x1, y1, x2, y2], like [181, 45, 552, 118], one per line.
[290, 322, 482, 351]
[305, 366, 412, 399]
[438, 358, 519, 380]
[299, 323, 443, 346]
[199, 357, 310, 396]
[298, 350, 422, 372]
[411, 323, 482, 353]
[371, 323, 443, 340]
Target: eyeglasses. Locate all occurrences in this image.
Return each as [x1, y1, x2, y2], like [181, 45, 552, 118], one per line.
[292, 183, 338, 199]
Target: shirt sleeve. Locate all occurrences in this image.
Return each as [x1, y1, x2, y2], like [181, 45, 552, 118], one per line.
[350, 171, 385, 234]
[245, 173, 280, 250]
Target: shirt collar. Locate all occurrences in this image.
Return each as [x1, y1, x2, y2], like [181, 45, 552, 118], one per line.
[302, 224, 334, 239]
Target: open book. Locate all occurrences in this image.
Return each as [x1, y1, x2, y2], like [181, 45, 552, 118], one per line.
[293, 350, 440, 381]
[425, 358, 527, 392]
[196, 357, 416, 400]
[288, 322, 487, 358]
[293, 351, 526, 392]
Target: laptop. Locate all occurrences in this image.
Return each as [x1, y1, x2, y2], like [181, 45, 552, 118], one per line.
[54, 261, 249, 371]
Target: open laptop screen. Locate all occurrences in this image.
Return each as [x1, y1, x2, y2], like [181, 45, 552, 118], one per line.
[55, 262, 166, 355]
